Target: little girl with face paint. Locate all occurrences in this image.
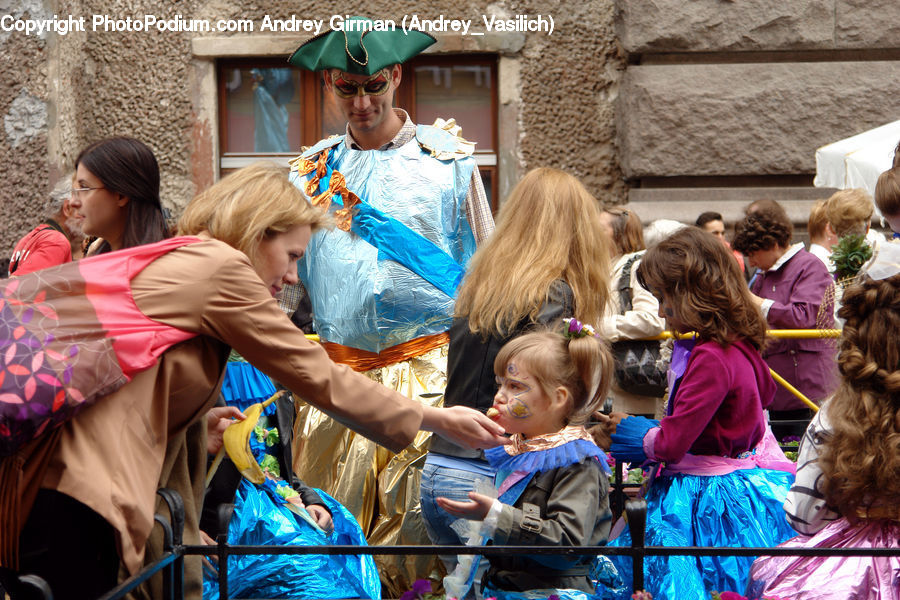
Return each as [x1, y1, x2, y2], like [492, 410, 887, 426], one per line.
[603, 227, 798, 600]
[437, 323, 617, 600]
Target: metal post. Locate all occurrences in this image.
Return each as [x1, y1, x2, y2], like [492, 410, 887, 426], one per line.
[612, 460, 625, 519]
[157, 488, 185, 600]
[625, 499, 648, 593]
[216, 503, 234, 600]
[152, 514, 174, 599]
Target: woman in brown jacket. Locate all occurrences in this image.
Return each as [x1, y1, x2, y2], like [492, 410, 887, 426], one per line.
[0, 163, 506, 600]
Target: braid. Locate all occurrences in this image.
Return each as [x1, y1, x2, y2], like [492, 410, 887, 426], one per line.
[820, 274, 900, 516]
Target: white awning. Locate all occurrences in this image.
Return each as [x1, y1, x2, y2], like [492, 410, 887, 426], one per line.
[814, 120, 900, 195]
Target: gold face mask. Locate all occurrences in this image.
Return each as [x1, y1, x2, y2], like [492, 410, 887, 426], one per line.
[330, 69, 391, 99]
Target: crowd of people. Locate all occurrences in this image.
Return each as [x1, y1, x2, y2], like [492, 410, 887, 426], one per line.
[2, 16, 899, 600]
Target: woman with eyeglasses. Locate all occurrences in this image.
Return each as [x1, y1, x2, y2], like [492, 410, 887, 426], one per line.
[70, 136, 168, 255]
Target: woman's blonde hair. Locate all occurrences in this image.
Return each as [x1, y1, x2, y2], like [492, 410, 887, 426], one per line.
[178, 162, 330, 264]
[821, 273, 900, 518]
[494, 329, 613, 426]
[455, 167, 610, 335]
[824, 188, 873, 238]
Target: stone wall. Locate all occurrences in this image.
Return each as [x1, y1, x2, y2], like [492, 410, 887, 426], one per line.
[616, 0, 900, 227]
[3, 0, 897, 262]
[1, 0, 623, 265]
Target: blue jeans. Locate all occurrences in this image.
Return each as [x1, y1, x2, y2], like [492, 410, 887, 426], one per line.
[420, 455, 495, 600]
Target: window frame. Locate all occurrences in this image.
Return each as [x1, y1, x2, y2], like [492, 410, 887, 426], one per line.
[215, 53, 500, 208]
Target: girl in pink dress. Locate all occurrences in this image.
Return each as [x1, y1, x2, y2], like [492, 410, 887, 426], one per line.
[747, 252, 900, 600]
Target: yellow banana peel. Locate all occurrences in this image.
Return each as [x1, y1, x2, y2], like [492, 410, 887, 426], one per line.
[222, 390, 285, 484]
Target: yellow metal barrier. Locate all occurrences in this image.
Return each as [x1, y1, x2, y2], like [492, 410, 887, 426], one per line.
[646, 329, 842, 412]
[305, 329, 834, 411]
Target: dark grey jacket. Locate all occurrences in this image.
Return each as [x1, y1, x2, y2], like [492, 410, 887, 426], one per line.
[485, 457, 612, 593]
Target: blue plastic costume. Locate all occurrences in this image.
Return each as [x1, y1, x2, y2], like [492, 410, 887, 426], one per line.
[606, 339, 796, 600]
[202, 362, 380, 600]
[290, 125, 477, 353]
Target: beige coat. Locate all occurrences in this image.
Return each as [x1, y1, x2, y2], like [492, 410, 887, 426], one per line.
[2, 239, 422, 593]
[599, 252, 668, 416]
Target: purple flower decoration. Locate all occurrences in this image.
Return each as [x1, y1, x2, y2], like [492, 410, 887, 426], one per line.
[412, 579, 433, 596]
[567, 318, 582, 333]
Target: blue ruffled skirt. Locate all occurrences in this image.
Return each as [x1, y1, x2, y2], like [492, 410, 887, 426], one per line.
[608, 468, 795, 599]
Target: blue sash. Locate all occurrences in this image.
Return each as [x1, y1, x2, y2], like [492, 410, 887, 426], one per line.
[307, 150, 466, 298]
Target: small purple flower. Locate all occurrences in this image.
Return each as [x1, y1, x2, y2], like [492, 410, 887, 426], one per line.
[568, 318, 582, 333]
[549, 595, 560, 600]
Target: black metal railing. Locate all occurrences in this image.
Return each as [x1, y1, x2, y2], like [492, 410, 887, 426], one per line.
[14, 487, 897, 600]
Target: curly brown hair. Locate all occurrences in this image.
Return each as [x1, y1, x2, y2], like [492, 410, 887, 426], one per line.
[820, 273, 900, 518]
[637, 227, 768, 349]
[732, 210, 792, 255]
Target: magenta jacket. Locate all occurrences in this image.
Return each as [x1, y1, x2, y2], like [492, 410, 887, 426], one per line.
[751, 248, 838, 410]
[653, 338, 774, 463]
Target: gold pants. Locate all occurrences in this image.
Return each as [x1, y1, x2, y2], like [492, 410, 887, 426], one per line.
[292, 345, 448, 597]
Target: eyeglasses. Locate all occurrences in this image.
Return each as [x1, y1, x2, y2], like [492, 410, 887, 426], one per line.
[72, 186, 105, 199]
[330, 70, 391, 99]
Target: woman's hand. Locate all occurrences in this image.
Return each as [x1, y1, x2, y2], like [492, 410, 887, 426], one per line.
[206, 406, 246, 455]
[420, 405, 508, 450]
[306, 504, 334, 534]
[435, 492, 496, 521]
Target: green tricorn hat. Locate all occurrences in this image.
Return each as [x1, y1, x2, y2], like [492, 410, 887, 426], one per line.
[288, 16, 436, 75]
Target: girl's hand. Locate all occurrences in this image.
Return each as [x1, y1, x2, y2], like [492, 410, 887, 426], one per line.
[306, 504, 334, 534]
[592, 411, 629, 432]
[435, 492, 496, 521]
[206, 406, 246, 455]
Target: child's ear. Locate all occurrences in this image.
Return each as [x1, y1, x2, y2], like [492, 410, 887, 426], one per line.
[552, 386, 571, 413]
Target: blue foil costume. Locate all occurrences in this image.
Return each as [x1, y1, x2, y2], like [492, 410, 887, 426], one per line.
[606, 362, 796, 599]
[290, 126, 478, 353]
[202, 362, 380, 599]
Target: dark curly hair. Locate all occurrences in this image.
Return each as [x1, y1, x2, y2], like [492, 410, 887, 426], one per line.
[820, 273, 900, 518]
[732, 210, 792, 255]
[637, 227, 768, 350]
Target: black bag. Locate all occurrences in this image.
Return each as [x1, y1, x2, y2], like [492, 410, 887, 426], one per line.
[610, 254, 669, 397]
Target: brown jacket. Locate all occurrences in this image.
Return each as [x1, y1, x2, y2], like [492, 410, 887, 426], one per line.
[1, 240, 422, 585]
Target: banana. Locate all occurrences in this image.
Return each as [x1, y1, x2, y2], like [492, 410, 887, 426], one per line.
[223, 390, 285, 484]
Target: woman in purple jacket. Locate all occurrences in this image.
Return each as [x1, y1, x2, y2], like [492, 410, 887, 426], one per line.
[603, 227, 797, 600]
[733, 205, 838, 439]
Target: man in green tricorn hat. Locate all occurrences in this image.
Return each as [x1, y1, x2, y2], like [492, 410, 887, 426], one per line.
[286, 16, 494, 593]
